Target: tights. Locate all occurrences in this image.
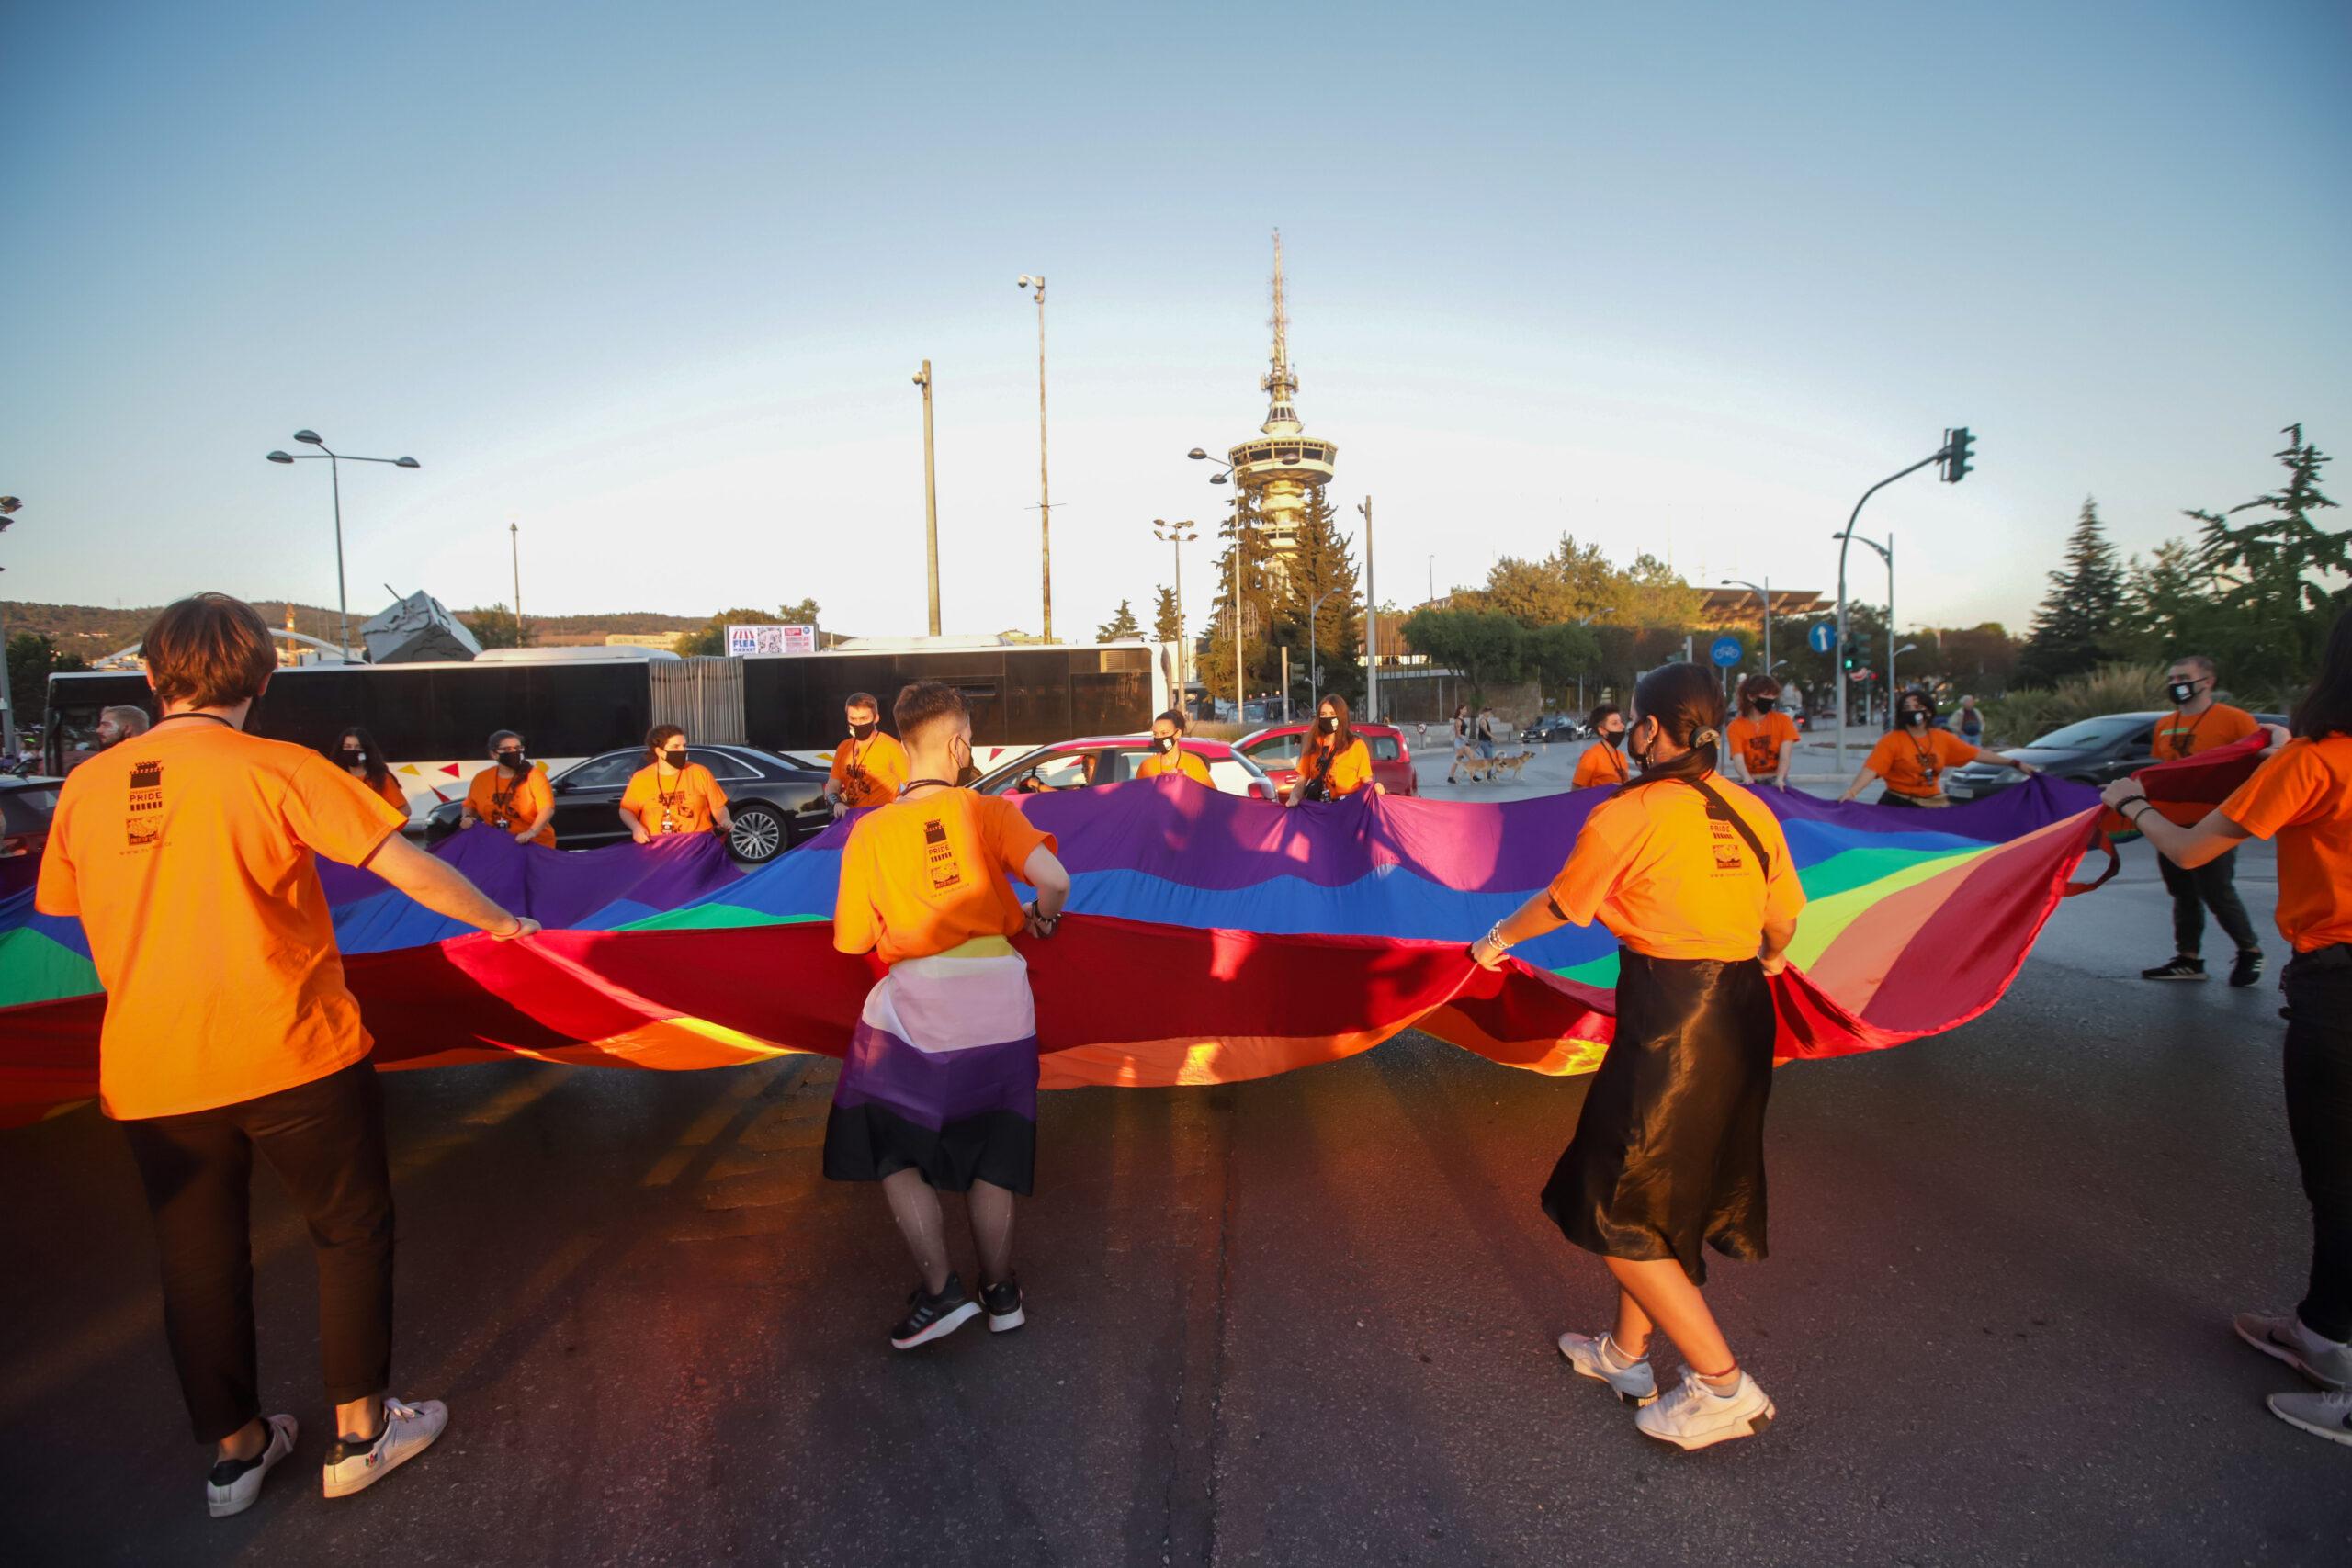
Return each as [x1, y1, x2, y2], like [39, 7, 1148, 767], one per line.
[881, 1168, 1017, 1294]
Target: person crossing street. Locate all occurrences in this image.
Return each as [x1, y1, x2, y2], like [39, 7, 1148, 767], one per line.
[2139, 654, 2267, 986]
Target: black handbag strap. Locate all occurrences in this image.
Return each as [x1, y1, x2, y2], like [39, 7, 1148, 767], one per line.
[1681, 775, 1772, 882]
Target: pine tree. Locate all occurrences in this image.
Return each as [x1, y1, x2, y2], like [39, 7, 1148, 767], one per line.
[2188, 424, 2348, 687]
[1204, 492, 1283, 708]
[1096, 599, 1142, 641]
[1273, 487, 1365, 703]
[2121, 538, 2218, 660]
[1152, 585, 1182, 643]
[2018, 499, 2126, 686]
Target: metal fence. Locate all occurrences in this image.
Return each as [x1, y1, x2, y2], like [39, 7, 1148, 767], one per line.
[650, 657, 747, 743]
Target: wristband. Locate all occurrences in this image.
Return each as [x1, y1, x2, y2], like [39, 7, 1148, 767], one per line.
[1483, 922, 1513, 952]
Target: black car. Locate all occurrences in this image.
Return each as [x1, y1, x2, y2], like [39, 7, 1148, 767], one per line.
[1522, 714, 1585, 744]
[423, 743, 831, 863]
[1943, 710, 2288, 802]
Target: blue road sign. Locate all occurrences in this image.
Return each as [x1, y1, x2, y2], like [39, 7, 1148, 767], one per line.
[1710, 636, 1742, 668]
[1808, 622, 1837, 655]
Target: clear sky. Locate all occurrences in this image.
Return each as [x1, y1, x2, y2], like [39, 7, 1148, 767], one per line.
[4, 1, 2346, 644]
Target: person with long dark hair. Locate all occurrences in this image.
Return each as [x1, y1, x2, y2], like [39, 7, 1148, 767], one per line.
[2102, 608, 2352, 1447]
[1838, 688, 2031, 807]
[334, 728, 407, 814]
[1285, 694, 1379, 807]
[1470, 662, 1804, 1450]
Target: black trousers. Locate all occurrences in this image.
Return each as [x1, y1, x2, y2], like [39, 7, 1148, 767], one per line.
[119, 1058, 395, 1444]
[2284, 949, 2352, 1343]
[2157, 846, 2259, 957]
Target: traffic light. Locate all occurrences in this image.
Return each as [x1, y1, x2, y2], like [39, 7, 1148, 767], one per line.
[1943, 426, 1975, 483]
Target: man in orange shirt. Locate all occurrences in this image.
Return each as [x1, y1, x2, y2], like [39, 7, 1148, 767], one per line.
[1724, 676, 1799, 791]
[36, 594, 539, 1518]
[2140, 654, 2267, 986]
[1136, 707, 1214, 787]
[1839, 689, 2033, 807]
[825, 681, 1071, 1350]
[1571, 703, 1632, 790]
[829, 692, 910, 818]
[460, 729, 556, 848]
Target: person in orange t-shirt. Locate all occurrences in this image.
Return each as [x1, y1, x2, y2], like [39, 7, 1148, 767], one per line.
[824, 680, 1071, 1351]
[828, 691, 911, 817]
[1285, 695, 1378, 806]
[2101, 611, 2352, 1431]
[1840, 689, 2032, 807]
[2135, 653, 2267, 984]
[618, 725, 733, 842]
[334, 726, 409, 817]
[1572, 703, 1633, 790]
[1470, 662, 1802, 1451]
[36, 594, 536, 1515]
[460, 729, 557, 848]
[1136, 708, 1215, 787]
[1724, 676, 1800, 791]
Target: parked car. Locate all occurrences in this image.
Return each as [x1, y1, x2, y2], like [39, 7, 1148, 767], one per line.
[0, 776, 63, 899]
[971, 736, 1276, 799]
[1233, 722, 1419, 798]
[1941, 710, 2288, 802]
[422, 743, 831, 863]
[1523, 714, 1584, 744]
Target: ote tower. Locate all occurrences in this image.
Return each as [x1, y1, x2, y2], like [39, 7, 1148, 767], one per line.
[1225, 231, 1337, 579]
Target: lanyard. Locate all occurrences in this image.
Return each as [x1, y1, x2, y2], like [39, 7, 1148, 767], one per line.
[2165, 706, 2212, 759]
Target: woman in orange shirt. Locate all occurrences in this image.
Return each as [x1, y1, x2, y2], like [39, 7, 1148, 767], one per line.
[1285, 695, 1378, 807]
[1571, 703, 1632, 790]
[2102, 610, 2352, 1446]
[460, 730, 556, 848]
[1136, 708, 1215, 786]
[335, 727, 408, 816]
[1838, 689, 2033, 807]
[1724, 676, 1800, 791]
[617, 725, 734, 844]
[1471, 663, 1804, 1452]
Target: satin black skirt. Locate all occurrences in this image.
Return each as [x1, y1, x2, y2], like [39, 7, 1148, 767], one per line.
[1540, 948, 1775, 1285]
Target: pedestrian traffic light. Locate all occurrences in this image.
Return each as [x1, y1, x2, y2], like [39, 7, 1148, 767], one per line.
[1943, 426, 1974, 483]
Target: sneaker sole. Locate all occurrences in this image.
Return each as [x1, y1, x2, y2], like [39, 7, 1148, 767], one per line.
[2142, 973, 2207, 981]
[1638, 1399, 1776, 1450]
[2235, 1319, 2349, 1390]
[2267, 1395, 2352, 1447]
[1557, 1344, 1657, 1406]
[321, 1417, 447, 1499]
[988, 1306, 1026, 1334]
[891, 1300, 981, 1349]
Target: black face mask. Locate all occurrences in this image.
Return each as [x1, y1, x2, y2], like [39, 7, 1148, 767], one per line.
[2167, 681, 2199, 706]
[1317, 715, 1339, 735]
[1156, 735, 1178, 753]
[662, 747, 689, 769]
[342, 749, 366, 765]
[1751, 698, 1776, 714]
[849, 719, 876, 740]
[1903, 709, 1930, 728]
[1600, 730, 1625, 750]
[499, 751, 529, 773]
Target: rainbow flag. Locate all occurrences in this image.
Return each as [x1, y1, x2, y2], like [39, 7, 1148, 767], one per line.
[0, 776, 2109, 1122]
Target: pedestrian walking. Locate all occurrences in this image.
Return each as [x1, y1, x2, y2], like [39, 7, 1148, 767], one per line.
[1956, 695, 1984, 744]
[1471, 662, 1803, 1450]
[1838, 689, 2032, 807]
[1447, 705, 1470, 784]
[2138, 655, 2267, 986]
[33, 593, 537, 1517]
[1571, 703, 1631, 790]
[2101, 609, 2352, 1447]
[460, 730, 554, 847]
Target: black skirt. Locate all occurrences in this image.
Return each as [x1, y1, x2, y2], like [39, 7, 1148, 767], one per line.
[1540, 948, 1775, 1285]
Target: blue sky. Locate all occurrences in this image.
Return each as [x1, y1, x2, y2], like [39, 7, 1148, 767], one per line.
[4, 0, 2346, 643]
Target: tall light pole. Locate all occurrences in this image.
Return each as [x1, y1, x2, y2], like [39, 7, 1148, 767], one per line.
[1720, 576, 1770, 677]
[1833, 432, 1964, 776]
[1016, 276, 1052, 641]
[266, 431, 420, 659]
[509, 519, 525, 647]
[1357, 495, 1377, 722]
[1306, 587, 1336, 708]
[912, 360, 942, 635]
[1153, 518, 1198, 715]
[0, 496, 21, 756]
[1189, 447, 1246, 716]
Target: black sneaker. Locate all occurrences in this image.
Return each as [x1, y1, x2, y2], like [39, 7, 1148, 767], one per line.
[889, 1273, 979, 1349]
[2142, 955, 2207, 981]
[2229, 949, 2266, 987]
[980, 1275, 1026, 1334]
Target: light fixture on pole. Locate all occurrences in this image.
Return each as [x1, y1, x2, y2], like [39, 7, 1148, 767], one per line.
[1152, 517, 1199, 715]
[1835, 530, 1894, 730]
[1190, 446, 1248, 716]
[266, 431, 421, 659]
[0, 495, 21, 756]
[1016, 276, 1052, 641]
[1720, 577, 1771, 677]
[912, 361, 943, 636]
[1305, 587, 1336, 710]
[1833, 431, 1964, 775]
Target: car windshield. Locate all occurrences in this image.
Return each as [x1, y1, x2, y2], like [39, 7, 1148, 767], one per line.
[2027, 716, 2145, 750]
[1246, 733, 1305, 765]
[1, 785, 62, 834]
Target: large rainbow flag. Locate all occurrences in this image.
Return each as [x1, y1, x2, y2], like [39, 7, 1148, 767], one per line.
[0, 774, 2110, 1122]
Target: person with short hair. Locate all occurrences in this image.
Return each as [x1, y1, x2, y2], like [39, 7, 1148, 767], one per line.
[619, 725, 733, 844]
[99, 704, 152, 746]
[1136, 707, 1213, 786]
[334, 727, 408, 815]
[824, 680, 1071, 1349]
[1724, 677, 1799, 791]
[829, 692, 910, 819]
[35, 592, 538, 1517]
[1471, 662, 1804, 1450]
[2139, 654, 2267, 986]
[1838, 688, 2031, 807]
[460, 730, 555, 848]
[1955, 694, 1984, 744]
[1572, 703, 1631, 790]
[1285, 694, 1377, 806]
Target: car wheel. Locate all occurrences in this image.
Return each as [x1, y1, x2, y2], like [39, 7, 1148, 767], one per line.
[729, 805, 787, 863]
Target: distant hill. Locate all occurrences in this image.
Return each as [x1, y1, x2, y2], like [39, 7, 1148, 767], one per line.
[5, 600, 705, 652]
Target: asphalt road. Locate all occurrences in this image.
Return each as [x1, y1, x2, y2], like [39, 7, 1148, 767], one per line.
[3, 748, 2344, 1566]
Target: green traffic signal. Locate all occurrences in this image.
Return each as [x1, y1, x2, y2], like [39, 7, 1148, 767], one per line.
[1943, 426, 1975, 483]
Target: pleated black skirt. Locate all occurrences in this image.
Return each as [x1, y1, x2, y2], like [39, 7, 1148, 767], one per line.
[1540, 948, 1775, 1285]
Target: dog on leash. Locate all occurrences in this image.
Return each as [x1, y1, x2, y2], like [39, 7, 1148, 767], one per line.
[1472, 750, 1536, 783]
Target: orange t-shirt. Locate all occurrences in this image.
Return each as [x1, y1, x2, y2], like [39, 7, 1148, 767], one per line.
[833, 789, 1057, 966]
[1136, 747, 1215, 786]
[1572, 741, 1632, 790]
[620, 761, 728, 836]
[465, 764, 556, 848]
[830, 732, 910, 810]
[1546, 773, 1805, 962]
[357, 771, 408, 814]
[2221, 735, 2352, 953]
[1863, 728, 1982, 798]
[1726, 711, 1801, 780]
[35, 720, 407, 1119]
[1295, 736, 1374, 798]
[2152, 703, 2260, 826]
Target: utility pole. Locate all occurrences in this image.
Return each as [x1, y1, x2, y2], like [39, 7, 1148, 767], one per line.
[0, 496, 20, 756]
[509, 520, 525, 647]
[1836, 435, 1962, 777]
[1358, 495, 1376, 722]
[1153, 518, 1198, 716]
[914, 360, 941, 635]
[1016, 276, 1052, 641]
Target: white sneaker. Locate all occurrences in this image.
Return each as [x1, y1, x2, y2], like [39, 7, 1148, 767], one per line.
[206, 1413, 297, 1518]
[1634, 1369, 1777, 1450]
[1557, 1331, 1657, 1406]
[2267, 1389, 2352, 1448]
[2234, 1311, 2352, 1390]
[322, 1396, 449, 1499]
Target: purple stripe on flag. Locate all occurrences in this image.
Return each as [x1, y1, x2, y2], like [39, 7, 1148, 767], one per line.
[832, 1022, 1040, 1131]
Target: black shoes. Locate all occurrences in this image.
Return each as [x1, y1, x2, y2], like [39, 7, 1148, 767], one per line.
[2142, 955, 2207, 981]
[889, 1272, 981, 1349]
[2229, 949, 2266, 987]
[980, 1275, 1025, 1334]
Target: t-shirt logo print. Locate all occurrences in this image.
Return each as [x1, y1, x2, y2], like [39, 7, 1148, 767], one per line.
[1709, 818, 1745, 874]
[125, 761, 165, 849]
[923, 818, 964, 892]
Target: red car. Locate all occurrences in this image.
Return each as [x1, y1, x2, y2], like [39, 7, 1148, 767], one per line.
[971, 736, 1280, 800]
[1234, 722, 1419, 799]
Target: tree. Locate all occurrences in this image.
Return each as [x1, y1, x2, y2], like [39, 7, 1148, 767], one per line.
[1151, 585, 1182, 644]
[1399, 607, 1526, 700]
[2120, 539, 2221, 662]
[1928, 623, 2022, 694]
[8, 632, 89, 734]
[1527, 621, 1601, 705]
[1204, 493, 1283, 705]
[2018, 499, 2126, 687]
[1272, 488, 1365, 704]
[676, 598, 824, 656]
[459, 603, 525, 649]
[2188, 424, 2348, 690]
[1096, 600, 1142, 641]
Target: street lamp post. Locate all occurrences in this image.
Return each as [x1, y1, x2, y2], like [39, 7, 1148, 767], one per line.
[1016, 276, 1052, 641]
[913, 361, 942, 636]
[1152, 518, 1198, 715]
[0, 496, 20, 756]
[509, 519, 525, 647]
[1833, 438, 1956, 777]
[1356, 496, 1377, 722]
[1188, 448, 1246, 717]
[1720, 576, 1771, 680]
[1306, 587, 1336, 709]
[266, 431, 420, 659]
